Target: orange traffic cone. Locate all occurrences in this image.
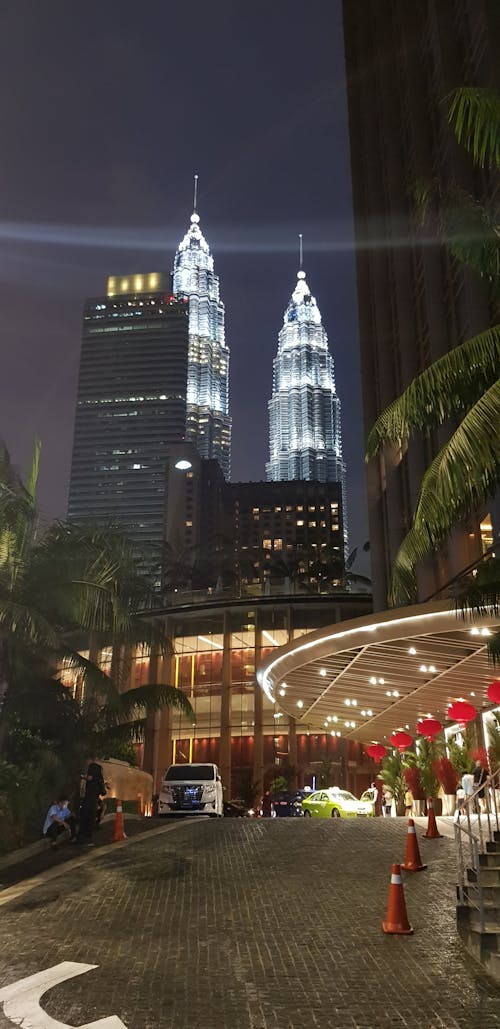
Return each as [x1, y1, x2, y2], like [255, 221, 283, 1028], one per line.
[402, 818, 427, 872]
[423, 797, 443, 839]
[112, 800, 127, 842]
[382, 863, 414, 935]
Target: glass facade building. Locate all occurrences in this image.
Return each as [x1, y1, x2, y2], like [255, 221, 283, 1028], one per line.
[173, 209, 231, 479]
[266, 268, 346, 546]
[60, 592, 373, 799]
[67, 275, 189, 583]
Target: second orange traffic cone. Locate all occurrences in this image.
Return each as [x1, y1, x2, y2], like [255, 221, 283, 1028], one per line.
[402, 818, 427, 872]
[423, 797, 443, 839]
[112, 800, 127, 842]
[382, 863, 414, 935]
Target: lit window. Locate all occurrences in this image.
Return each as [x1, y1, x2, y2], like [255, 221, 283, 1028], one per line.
[274, 506, 282, 513]
[274, 539, 283, 550]
[308, 521, 316, 528]
[296, 520, 304, 527]
[296, 505, 303, 512]
[185, 520, 192, 527]
[308, 505, 315, 512]
[263, 539, 272, 550]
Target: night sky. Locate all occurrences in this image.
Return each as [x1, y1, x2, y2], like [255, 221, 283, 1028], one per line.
[0, 1, 369, 566]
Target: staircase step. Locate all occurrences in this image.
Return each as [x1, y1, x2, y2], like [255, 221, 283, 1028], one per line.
[479, 852, 500, 867]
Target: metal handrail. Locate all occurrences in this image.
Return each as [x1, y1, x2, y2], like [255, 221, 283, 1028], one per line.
[455, 767, 500, 932]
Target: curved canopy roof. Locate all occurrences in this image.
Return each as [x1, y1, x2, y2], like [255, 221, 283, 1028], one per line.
[256, 602, 500, 744]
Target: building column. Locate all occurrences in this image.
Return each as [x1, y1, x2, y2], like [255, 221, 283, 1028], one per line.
[155, 620, 175, 792]
[286, 606, 298, 790]
[219, 609, 232, 798]
[253, 615, 264, 798]
[142, 646, 160, 781]
[288, 715, 298, 791]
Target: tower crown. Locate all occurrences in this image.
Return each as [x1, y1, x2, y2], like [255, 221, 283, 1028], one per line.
[284, 269, 322, 330]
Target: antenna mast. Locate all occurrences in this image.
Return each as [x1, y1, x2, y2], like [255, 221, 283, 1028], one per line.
[193, 173, 199, 212]
[299, 232, 303, 269]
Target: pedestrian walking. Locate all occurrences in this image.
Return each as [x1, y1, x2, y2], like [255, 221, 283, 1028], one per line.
[74, 757, 106, 845]
[43, 796, 76, 847]
[404, 788, 413, 818]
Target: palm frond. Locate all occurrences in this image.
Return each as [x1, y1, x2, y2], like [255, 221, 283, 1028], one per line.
[447, 88, 500, 169]
[0, 597, 59, 649]
[59, 648, 122, 709]
[366, 326, 500, 457]
[442, 188, 500, 290]
[453, 556, 500, 666]
[116, 683, 194, 721]
[389, 383, 500, 605]
[488, 632, 500, 666]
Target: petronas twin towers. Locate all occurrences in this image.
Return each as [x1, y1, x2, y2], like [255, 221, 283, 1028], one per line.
[174, 197, 346, 524]
[69, 190, 347, 564]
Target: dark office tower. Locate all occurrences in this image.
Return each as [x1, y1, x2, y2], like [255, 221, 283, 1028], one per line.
[67, 273, 189, 583]
[342, 0, 498, 609]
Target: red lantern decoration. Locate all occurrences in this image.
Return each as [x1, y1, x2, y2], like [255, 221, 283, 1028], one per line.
[416, 718, 442, 741]
[390, 730, 413, 752]
[487, 680, 500, 705]
[366, 743, 387, 762]
[447, 701, 477, 724]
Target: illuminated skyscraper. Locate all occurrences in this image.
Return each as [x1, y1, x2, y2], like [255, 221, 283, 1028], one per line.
[266, 262, 346, 544]
[173, 184, 231, 478]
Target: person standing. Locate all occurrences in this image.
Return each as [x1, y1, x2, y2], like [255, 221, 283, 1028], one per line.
[74, 757, 105, 845]
[473, 759, 489, 813]
[461, 769, 475, 814]
[404, 787, 413, 819]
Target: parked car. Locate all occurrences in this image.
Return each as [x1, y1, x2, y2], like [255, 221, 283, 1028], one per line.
[223, 799, 248, 818]
[271, 791, 304, 817]
[302, 788, 374, 819]
[158, 763, 224, 817]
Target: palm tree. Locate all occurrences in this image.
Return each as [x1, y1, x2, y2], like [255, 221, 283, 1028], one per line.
[366, 88, 500, 607]
[0, 440, 193, 755]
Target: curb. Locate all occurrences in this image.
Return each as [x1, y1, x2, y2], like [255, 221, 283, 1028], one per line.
[0, 813, 144, 873]
[0, 817, 206, 908]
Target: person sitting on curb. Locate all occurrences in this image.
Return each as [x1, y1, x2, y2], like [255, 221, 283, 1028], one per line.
[43, 796, 76, 848]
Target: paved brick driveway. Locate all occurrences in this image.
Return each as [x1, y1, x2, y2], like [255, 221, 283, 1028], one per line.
[0, 819, 499, 1028]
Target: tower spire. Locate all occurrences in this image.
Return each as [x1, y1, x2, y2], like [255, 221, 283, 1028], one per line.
[193, 173, 199, 213]
[299, 232, 303, 270]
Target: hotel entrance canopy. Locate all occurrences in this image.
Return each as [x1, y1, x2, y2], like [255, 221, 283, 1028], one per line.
[257, 603, 500, 744]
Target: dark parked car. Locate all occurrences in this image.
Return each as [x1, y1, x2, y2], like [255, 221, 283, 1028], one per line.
[223, 799, 248, 818]
[271, 791, 304, 817]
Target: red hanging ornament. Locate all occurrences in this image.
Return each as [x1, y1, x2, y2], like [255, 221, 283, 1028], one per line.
[416, 718, 442, 741]
[487, 680, 500, 705]
[366, 743, 387, 762]
[447, 700, 476, 724]
[390, 730, 413, 753]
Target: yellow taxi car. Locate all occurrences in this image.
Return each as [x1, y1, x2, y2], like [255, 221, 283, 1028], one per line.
[301, 787, 374, 819]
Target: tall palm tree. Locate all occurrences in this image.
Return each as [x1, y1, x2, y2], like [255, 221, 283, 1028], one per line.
[0, 441, 193, 754]
[366, 88, 500, 607]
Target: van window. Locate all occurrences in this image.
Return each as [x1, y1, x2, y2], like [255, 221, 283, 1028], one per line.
[164, 765, 215, 782]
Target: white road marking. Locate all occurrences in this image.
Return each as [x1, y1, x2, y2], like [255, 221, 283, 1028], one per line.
[0, 962, 128, 1028]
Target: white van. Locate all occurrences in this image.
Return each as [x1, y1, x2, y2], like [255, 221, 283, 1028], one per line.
[158, 763, 224, 817]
